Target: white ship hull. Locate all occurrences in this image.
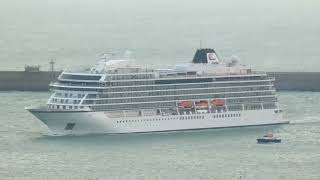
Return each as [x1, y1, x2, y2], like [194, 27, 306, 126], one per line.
[28, 109, 288, 135]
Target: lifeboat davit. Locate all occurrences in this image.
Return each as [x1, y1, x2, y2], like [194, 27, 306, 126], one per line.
[195, 101, 209, 108]
[210, 99, 225, 106]
[177, 101, 193, 108]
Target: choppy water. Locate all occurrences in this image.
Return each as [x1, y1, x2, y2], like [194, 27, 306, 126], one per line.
[0, 0, 320, 71]
[0, 91, 319, 180]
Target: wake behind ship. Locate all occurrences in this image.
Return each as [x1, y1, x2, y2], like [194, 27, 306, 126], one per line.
[26, 48, 288, 135]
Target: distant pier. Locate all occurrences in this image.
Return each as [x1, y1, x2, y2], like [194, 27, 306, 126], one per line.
[0, 71, 319, 91]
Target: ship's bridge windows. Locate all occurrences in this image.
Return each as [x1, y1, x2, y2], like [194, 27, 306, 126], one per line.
[61, 74, 102, 81]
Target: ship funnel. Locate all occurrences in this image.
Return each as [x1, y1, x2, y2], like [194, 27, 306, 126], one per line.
[192, 48, 220, 64]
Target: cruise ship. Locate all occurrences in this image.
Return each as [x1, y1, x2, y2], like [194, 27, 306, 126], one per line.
[26, 49, 288, 135]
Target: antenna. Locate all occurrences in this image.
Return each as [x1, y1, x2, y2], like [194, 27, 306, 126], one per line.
[49, 59, 55, 72]
[49, 59, 55, 80]
[199, 40, 202, 49]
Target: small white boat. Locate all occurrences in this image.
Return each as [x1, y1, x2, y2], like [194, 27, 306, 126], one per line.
[257, 132, 281, 143]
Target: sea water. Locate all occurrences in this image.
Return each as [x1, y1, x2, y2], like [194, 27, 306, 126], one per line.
[0, 91, 319, 180]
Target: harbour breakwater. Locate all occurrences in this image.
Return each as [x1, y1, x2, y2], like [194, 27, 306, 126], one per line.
[268, 72, 320, 91]
[0, 71, 60, 91]
[0, 71, 319, 91]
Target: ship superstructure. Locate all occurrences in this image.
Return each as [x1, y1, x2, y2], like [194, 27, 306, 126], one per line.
[27, 49, 288, 135]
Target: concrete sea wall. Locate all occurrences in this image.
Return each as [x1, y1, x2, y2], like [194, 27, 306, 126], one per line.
[0, 71, 60, 91]
[0, 71, 319, 91]
[268, 72, 320, 91]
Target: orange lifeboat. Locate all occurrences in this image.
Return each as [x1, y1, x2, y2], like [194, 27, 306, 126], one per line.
[210, 99, 225, 106]
[195, 100, 209, 108]
[177, 101, 193, 108]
